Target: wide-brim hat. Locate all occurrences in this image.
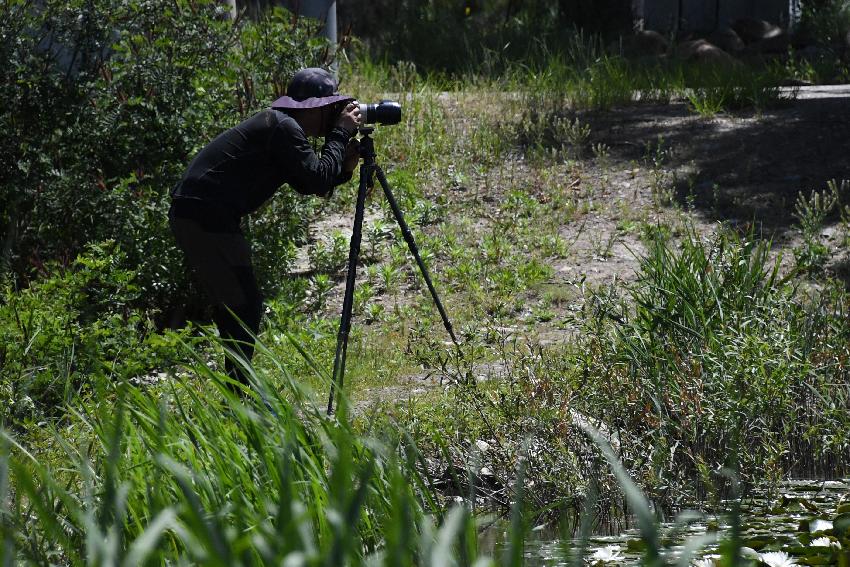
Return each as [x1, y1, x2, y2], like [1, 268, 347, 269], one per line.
[271, 67, 354, 110]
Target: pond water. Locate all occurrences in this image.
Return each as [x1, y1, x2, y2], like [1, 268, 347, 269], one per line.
[485, 479, 850, 565]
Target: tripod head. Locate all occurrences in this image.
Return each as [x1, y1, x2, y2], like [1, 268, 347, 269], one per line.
[357, 126, 377, 164]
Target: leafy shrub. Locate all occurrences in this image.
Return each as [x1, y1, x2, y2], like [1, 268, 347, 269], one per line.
[0, 242, 188, 422]
[800, 0, 850, 48]
[1, 0, 326, 317]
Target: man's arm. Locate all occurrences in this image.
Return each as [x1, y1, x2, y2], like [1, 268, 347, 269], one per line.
[273, 121, 352, 197]
[273, 103, 361, 197]
[333, 139, 361, 186]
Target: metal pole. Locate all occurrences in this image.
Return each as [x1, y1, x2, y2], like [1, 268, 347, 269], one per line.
[325, 1, 338, 80]
[327, 158, 370, 416]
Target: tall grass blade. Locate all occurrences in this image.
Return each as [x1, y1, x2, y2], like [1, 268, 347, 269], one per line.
[579, 422, 662, 565]
[503, 443, 528, 567]
[0, 437, 14, 567]
[121, 508, 177, 567]
[156, 455, 232, 565]
[430, 505, 468, 567]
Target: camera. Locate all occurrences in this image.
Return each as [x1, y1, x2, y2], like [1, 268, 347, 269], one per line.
[358, 100, 402, 125]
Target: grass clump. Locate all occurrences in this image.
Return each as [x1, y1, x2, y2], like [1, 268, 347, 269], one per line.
[1, 348, 466, 564]
[577, 227, 850, 501]
[390, 226, 850, 519]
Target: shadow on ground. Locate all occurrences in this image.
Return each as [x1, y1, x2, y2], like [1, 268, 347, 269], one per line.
[584, 90, 850, 241]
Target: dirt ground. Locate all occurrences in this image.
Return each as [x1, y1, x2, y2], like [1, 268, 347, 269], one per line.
[294, 85, 850, 400]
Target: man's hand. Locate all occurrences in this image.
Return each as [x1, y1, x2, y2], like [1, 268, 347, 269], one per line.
[336, 102, 361, 133]
[342, 139, 360, 173]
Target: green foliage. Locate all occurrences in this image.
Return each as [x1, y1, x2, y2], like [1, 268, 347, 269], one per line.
[684, 63, 790, 115]
[800, 0, 850, 47]
[0, 242, 187, 422]
[339, 0, 632, 74]
[793, 183, 841, 272]
[308, 230, 350, 275]
[392, 225, 850, 517]
[579, 228, 850, 499]
[502, 40, 794, 161]
[0, 336, 515, 564]
[1, 0, 325, 311]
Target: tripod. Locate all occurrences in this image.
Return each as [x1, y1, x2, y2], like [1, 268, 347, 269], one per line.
[327, 127, 459, 415]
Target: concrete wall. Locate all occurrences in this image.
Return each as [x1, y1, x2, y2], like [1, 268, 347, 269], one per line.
[638, 0, 801, 33]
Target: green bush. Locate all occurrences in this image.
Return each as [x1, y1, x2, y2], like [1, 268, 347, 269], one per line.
[800, 0, 850, 47]
[1, 0, 326, 315]
[0, 242, 188, 422]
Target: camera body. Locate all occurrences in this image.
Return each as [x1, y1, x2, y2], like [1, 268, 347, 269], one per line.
[358, 100, 402, 125]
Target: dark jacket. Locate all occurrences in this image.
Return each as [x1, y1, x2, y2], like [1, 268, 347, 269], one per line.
[171, 109, 353, 221]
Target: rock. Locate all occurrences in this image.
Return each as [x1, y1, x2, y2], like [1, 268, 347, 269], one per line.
[475, 466, 503, 492]
[708, 27, 745, 53]
[731, 17, 783, 44]
[609, 30, 669, 58]
[435, 463, 466, 494]
[677, 39, 739, 66]
[746, 33, 791, 55]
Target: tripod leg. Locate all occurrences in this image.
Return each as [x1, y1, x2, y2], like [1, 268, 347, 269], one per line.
[327, 162, 370, 415]
[374, 165, 459, 346]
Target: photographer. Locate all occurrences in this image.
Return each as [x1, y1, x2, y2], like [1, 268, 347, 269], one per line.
[169, 67, 361, 387]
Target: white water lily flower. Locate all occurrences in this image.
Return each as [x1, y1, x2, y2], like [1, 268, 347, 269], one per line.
[810, 536, 841, 549]
[590, 544, 625, 563]
[759, 551, 797, 567]
[810, 519, 833, 532]
[693, 556, 720, 567]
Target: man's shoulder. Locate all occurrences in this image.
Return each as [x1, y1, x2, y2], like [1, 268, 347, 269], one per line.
[262, 108, 300, 132]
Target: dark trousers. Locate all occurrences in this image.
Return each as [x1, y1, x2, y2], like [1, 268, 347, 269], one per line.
[169, 201, 263, 387]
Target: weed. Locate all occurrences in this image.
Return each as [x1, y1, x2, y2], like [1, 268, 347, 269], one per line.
[552, 115, 592, 159]
[688, 87, 728, 117]
[376, 263, 398, 295]
[591, 142, 611, 162]
[364, 302, 385, 324]
[353, 282, 375, 315]
[644, 136, 676, 207]
[364, 220, 392, 263]
[309, 230, 350, 274]
[310, 273, 334, 311]
[793, 182, 840, 272]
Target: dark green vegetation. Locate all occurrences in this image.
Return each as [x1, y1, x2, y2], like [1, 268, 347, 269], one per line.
[2, 0, 324, 313]
[337, 0, 633, 75]
[3, 0, 850, 562]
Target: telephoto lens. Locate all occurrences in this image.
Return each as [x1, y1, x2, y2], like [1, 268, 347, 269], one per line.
[359, 100, 402, 125]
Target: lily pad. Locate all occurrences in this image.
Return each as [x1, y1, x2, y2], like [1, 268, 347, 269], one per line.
[834, 514, 850, 538]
